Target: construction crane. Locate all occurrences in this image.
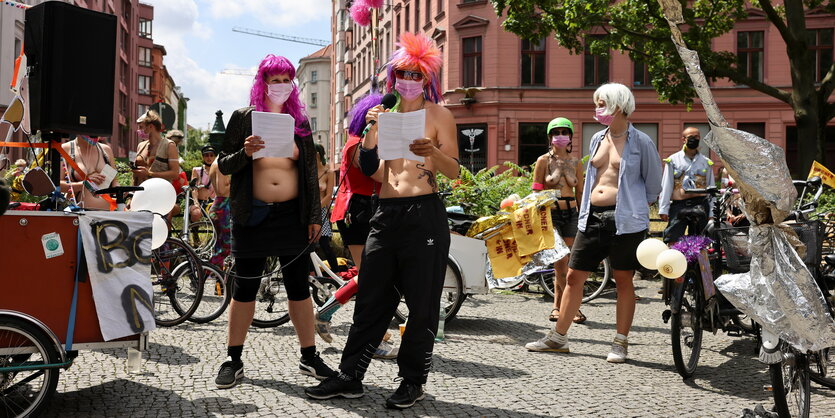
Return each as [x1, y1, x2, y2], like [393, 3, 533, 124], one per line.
[220, 69, 256, 77]
[232, 27, 329, 47]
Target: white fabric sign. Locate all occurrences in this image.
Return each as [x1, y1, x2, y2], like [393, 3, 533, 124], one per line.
[78, 211, 156, 341]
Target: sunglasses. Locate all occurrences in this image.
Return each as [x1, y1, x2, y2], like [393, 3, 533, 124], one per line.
[550, 129, 571, 136]
[395, 69, 425, 81]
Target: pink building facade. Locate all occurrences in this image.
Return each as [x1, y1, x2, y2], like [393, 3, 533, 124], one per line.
[332, 1, 834, 176]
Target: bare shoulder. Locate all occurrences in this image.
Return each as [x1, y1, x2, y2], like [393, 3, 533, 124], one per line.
[425, 101, 453, 120]
[535, 153, 550, 165]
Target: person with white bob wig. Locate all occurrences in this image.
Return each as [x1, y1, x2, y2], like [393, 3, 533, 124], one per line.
[525, 83, 662, 364]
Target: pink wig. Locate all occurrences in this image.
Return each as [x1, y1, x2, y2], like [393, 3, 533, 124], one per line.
[249, 54, 310, 136]
[368, 0, 384, 8]
[350, 0, 371, 26]
[385, 32, 443, 103]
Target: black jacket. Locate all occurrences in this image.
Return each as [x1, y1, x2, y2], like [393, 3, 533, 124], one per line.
[218, 107, 321, 226]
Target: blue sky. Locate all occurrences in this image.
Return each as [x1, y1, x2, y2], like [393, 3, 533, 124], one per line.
[143, 0, 332, 131]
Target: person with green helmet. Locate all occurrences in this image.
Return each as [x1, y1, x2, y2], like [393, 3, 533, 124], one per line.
[529, 117, 587, 326]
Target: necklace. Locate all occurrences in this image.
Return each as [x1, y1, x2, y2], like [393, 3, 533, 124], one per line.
[608, 128, 627, 139]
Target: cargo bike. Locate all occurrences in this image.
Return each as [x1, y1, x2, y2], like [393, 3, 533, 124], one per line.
[1, 194, 158, 417]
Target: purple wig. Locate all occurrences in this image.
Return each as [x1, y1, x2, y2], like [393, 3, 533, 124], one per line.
[348, 93, 383, 137]
[249, 54, 310, 136]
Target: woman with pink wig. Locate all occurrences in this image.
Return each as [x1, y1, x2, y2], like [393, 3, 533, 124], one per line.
[215, 54, 335, 389]
[306, 32, 460, 410]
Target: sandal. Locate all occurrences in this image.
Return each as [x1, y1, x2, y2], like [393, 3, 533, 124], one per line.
[573, 310, 587, 324]
[548, 308, 560, 322]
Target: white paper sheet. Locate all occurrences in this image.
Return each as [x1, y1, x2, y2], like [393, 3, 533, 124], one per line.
[377, 109, 426, 163]
[251, 111, 295, 159]
[83, 164, 117, 193]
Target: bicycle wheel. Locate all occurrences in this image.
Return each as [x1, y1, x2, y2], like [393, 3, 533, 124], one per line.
[187, 262, 232, 324]
[540, 270, 556, 298]
[582, 258, 611, 303]
[810, 348, 835, 389]
[151, 237, 204, 327]
[309, 276, 341, 307]
[186, 218, 215, 257]
[0, 315, 61, 418]
[771, 345, 811, 418]
[671, 270, 704, 379]
[249, 257, 291, 328]
[394, 257, 466, 325]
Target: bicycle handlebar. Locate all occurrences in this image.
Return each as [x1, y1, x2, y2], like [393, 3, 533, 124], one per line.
[682, 186, 722, 196]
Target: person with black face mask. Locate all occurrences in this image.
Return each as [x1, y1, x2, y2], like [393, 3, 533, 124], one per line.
[658, 126, 715, 244]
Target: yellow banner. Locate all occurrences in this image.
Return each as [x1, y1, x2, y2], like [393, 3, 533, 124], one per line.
[511, 205, 556, 257]
[486, 225, 525, 279]
[808, 160, 835, 189]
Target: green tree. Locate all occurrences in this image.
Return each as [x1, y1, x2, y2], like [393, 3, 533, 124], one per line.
[491, 0, 835, 174]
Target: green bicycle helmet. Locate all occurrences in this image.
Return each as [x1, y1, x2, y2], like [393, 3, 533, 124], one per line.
[547, 117, 574, 135]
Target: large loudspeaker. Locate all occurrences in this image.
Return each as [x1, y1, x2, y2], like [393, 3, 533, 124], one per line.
[25, 2, 117, 137]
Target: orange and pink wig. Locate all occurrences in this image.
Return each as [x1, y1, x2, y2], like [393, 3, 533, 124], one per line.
[385, 32, 443, 103]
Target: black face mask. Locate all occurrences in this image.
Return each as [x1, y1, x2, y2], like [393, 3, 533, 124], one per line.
[685, 136, 700, 150]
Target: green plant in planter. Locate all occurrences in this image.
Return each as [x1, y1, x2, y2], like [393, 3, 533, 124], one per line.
[438, 162, 534, 217]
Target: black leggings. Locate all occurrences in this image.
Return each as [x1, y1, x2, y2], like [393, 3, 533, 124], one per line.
[232, 255, 311, 302]
[318, 236, 339, 272]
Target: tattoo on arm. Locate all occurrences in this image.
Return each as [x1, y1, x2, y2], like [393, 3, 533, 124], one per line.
[416, 163, 437, 190]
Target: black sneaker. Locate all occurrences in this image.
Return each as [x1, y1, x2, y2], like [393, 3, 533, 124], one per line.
[299, 352, 338, 380]
[305, 373, 364, 400]
[385, 379, 425, 409]
[215, 360, 244, 389]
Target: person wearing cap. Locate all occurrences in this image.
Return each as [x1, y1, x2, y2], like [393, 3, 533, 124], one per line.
[166, 129, 185, 146]
[530, 117, 586, 326]
[190, 145, 217, 222]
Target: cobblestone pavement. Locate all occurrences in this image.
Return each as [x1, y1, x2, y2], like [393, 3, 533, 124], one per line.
[42, 278, 835, 417]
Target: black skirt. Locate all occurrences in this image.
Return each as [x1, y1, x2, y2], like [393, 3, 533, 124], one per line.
[231, 198, 311, 258]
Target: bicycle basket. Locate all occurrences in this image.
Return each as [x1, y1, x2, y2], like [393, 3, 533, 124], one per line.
[716, 220, 824, 274]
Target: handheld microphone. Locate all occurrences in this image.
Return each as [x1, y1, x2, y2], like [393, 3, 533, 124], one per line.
[364, 93, 398, 131]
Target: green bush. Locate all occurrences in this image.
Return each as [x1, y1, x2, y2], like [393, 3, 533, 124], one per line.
[437, 162, 533, 217]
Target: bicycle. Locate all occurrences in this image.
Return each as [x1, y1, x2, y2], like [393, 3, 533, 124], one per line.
[169, 181, 216, 259]
[663, 186, 760, 379]
[758, 176, 829, 418]
[150, 236, 205, 327]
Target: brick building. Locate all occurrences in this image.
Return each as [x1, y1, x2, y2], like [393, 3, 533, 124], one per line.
[331, 1, 834, 176]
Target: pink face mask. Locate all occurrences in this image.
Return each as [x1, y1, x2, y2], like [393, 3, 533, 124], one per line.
[80, 136, 100, 145]
[551, 135, 571, 148]
[594, 106, 614, 126]
[267, 83, 293, 106]
[395, 79, 424, 100]
[137, 129, 149, 140]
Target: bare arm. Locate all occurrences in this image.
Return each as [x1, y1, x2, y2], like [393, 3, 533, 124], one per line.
[422, 107, 459, 179]
[532, 156, 547, 187]
[575, 159, 584, 208]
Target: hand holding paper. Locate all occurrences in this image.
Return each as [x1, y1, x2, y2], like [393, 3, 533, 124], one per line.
[251, 111, 295, 159]
[377, 109, 426, 163]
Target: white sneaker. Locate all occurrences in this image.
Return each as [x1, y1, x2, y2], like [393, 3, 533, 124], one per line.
[315, 318, 333, 344]
[373, 340, 398, 359]
[607, 337, 628, 363]
[524, 330, 569, 353]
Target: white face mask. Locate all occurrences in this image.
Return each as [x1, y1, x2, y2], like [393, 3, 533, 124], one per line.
[267, 83, 293, 106]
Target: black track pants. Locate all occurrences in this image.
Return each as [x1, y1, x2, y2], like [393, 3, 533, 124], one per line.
[339, 194, 450, 384]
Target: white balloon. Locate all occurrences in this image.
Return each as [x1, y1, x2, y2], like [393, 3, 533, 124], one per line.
[656, 249, 688, 279]
[132, 178, 177, 214]
[636, 238, 668, 270]
[151, 214, 168, 250]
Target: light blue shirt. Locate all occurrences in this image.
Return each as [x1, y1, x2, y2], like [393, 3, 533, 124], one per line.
[658, 149, 715, 215]
[577, 124, 663, 235]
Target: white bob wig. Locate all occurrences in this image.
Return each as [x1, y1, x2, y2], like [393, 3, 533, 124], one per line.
[593, 82, 635, 117]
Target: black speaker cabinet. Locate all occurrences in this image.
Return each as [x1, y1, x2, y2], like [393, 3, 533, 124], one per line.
[25, 2, 117, 137]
